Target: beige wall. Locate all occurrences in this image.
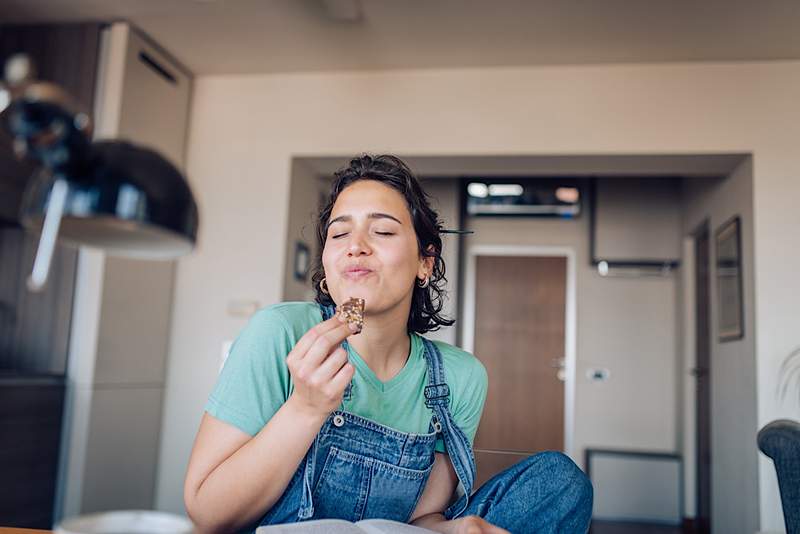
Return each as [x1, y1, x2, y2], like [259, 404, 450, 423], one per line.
[282, 160, 325, 302]
[595, 177, 683, 262]
[682, 160, 759, 533]
[417, 179, 461, 347]
[157, 61, 800, 532]
[465, 204, 680, 457]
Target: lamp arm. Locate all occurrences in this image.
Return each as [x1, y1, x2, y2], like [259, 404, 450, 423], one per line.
[27, 178, 69, 291]
[2, 54, 93, 291]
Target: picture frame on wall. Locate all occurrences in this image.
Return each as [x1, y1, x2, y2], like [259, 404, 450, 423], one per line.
[294, 241, 310, 282]
[715, 216, 744, 342]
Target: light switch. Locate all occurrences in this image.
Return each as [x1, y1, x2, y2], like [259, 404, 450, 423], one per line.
[586, 367, 611, 382]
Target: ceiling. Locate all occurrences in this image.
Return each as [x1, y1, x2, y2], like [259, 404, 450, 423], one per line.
[301, 154, 746, 178]
[2, 0, 800, 76]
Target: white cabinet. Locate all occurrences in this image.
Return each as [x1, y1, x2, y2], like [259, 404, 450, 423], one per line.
[56, 22, 192, 522]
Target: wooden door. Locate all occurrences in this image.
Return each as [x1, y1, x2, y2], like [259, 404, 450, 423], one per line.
[472, 255, 567, 487]
[694, 225, 712, 534]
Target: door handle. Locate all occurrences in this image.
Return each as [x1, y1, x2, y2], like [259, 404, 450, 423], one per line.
[550, 358, 566, 382]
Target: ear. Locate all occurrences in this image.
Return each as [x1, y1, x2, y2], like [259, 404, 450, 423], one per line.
[418, 245, 436, 279]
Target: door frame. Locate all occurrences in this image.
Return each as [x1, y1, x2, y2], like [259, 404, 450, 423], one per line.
[687, 220, 712, 532]
[462, 244, 577, 459]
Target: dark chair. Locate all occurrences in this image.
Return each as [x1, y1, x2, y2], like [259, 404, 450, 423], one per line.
[757, 419, 800, 534]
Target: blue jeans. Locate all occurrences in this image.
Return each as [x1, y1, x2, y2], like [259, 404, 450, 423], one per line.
[462, 451, 593, 534]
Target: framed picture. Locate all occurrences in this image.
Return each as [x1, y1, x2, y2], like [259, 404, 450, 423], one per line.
[715, 216, 744, 341]
[293, 241, 310, 282]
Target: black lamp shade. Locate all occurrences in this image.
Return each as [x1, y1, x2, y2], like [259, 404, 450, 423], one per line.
[20, 140, 199, 259]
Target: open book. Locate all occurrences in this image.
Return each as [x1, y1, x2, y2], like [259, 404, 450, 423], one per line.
[256, 518, 437, 534]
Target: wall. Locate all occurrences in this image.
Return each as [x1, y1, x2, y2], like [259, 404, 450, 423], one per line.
[682, 160, 759, 533]
[465, 199, 680, 459]
[417, 179, 460, 346]
[594, 177, 683, 262]
[156, 61, 800, 532]
[282, 160, 325, 302]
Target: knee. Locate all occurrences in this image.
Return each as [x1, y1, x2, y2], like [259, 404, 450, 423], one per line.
[523, 451, 593, 509]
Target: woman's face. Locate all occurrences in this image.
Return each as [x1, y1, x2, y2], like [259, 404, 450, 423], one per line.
[322, 180, 431, 316]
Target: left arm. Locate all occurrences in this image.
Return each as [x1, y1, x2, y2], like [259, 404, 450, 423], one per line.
[409, 453, 508, 534]
[409, 452, 457, 528]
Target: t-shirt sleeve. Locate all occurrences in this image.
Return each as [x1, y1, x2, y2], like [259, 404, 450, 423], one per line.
[204, 307, 294, 436]
[435, 356, 488, 453]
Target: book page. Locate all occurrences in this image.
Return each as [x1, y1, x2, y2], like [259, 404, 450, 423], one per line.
[355, 519, 439, 534]
[256, 519, 364, 534]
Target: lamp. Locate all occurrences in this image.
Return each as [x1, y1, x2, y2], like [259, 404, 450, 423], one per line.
[1, 54, 199, 291]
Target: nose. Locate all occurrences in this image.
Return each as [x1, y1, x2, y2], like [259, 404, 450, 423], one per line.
[346, 229, 372, 257]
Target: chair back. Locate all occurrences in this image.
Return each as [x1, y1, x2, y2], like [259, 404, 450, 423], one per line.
[758, 419, 800, 534]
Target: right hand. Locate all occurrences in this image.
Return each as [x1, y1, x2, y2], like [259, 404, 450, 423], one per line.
[286, 314, 357, 418]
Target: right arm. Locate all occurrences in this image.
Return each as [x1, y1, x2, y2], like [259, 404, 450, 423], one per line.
[184, 316, 357, 533]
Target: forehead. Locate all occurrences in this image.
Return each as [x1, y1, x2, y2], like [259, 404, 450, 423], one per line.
[330, 180, 411, 222]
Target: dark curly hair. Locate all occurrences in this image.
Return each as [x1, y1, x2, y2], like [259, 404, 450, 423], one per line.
[311, 154, 455, 334]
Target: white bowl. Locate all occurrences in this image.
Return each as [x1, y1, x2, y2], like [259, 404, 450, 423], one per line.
[55, 510, 194, 534]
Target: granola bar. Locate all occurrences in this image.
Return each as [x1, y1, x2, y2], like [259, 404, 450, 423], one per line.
[337, 297, 365, 334]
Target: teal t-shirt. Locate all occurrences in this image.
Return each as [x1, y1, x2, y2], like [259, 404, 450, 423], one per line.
[205, 302, 488, 453]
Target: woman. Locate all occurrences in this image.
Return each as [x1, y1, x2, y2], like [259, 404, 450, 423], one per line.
[184, 155, 593, 533]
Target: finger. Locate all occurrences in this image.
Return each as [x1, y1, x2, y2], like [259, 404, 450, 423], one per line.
[288, 315, 347, 362]
[302, 321, 354, 369]
[312, 347, 349, 383]
[329, 360, 355, 392]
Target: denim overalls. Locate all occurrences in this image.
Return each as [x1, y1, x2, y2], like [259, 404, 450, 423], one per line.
[256, 303, 477, 527]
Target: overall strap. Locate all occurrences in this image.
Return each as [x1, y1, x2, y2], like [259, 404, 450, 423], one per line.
[420, 337, 476, 519]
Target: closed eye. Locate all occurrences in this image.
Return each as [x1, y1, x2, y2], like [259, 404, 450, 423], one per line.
[331, 233, 348, 239]
[375, 232, 394, 236]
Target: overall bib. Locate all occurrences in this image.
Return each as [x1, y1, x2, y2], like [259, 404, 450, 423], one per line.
[257, 303, 476, 527]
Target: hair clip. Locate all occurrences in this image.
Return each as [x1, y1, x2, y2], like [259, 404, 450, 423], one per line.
[440, 229, 474, 235]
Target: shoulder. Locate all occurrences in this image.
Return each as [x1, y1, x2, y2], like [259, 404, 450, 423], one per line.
[427, 338, 488, 390]
[246, 301, 322, 340]
[422, 338, 488, 428]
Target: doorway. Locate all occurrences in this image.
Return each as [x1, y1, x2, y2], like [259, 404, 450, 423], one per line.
[462, 245, 577, 487]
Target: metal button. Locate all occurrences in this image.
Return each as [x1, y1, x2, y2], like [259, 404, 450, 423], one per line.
[333, 414, 345, 427]
[433, 420, 442, 433]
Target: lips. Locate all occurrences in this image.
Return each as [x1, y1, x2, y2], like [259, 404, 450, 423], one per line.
[342, 267, 374, 280]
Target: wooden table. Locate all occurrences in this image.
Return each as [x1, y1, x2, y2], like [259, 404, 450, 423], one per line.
[0, 529, 53, 533]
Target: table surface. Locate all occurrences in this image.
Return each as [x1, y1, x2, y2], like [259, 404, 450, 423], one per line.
[0, 529, 53, 533]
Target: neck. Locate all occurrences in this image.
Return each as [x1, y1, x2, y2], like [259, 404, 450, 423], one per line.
[346, 298, 412, 381]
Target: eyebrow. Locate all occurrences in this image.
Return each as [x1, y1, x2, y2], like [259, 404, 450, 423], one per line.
[327, 212, 403, 231]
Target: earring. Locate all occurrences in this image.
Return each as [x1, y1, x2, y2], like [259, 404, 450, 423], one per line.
[417, 276, 430, 289]
[320, 277, 330, 295]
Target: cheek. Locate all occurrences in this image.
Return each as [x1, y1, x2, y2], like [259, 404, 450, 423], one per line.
[321, 245, 335, 273]
[381, 240, 419, 275]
